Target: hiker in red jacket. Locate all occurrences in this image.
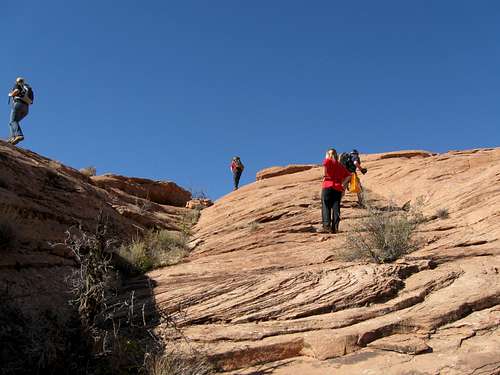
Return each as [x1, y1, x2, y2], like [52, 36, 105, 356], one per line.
[230, 156, 244, 190]
[321, 148, 352, 233]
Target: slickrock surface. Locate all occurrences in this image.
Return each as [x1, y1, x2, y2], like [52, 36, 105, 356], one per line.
[256, 164, 317, 180]
[0, 141, 192, 313]
[1, 141, 498, 374]
[146, 148, 499, 374]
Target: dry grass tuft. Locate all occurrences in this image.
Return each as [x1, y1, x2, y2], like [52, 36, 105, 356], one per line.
[248, 221, 260, 232]
[79, 166, 97, 177]
[118, 230, 188, 274]
[146, 350, 214, 375]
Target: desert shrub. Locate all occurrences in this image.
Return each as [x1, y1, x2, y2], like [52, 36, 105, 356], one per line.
[248, 221, 260, 232]
[48, 160, 63, 169]
[2, 211, 204, 374]
[79, 166, 97, 177]
[344, 205, 419, 263]
[189, 189, 209, 200]
[65, 213, 165, 373]
[183, 209, 201, 226]
[179, 209, 201, 241]
[435, 208, 449, 219]
[118, 230, 188, 275]
[136, 196, 154, 214]
[146, 350, 214, 375]
[65, 216, 116, 329]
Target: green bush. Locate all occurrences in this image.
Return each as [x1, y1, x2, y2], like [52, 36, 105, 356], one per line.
[344, 205, 419, 263]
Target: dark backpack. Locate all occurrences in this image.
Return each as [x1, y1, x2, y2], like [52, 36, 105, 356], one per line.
[339, 152, 356, 172]
[21, 84, 34, 105]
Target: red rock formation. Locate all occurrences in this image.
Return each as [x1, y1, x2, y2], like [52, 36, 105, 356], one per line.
[92, 174, 191, 207]
[0, 141, 193, 313]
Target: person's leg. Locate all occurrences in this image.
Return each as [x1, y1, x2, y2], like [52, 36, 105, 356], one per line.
[332, 189, 343, 233]
[233, 170, 242, 190]
[9, 102, 27, 140]
[9, 107, 22, 140]
[321, 188, 334, 231]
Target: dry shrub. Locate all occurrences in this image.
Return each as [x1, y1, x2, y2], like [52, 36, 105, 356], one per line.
[248, 221, 260, 232]
[436, 208, 449, 219]
[183, 209, 201, 227]
[146, 350, 214, 375]
[3, 211, 207, 374]
[65, 216, 116, 328]
[79, 166, 97, 177]
[344, 204, 420, 263]
[64, 213, 166, 373]
[118, 230, 188, 274]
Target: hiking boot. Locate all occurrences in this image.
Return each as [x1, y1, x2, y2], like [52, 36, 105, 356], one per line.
[319, 225, 331, 234]
[11, 136, 24, 145]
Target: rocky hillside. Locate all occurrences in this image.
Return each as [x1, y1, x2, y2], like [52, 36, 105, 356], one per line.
[0, 140, 194, 313]
[146, 148, 500, 374]
[1, 142, 498, 374]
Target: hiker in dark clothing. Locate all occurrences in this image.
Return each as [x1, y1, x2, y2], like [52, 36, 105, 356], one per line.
[340, 149, 368, 206]
[230, 156, 244, 190]
[321, 149, 351, 233]
[7, 77, 33, 145]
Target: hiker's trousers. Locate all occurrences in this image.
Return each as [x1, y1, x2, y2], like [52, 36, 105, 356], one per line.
[321, 188, 342, 232]
[9, 101, 29, 138]
[233, 169, 242, 190]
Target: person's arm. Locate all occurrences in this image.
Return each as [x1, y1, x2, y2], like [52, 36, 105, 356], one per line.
[354, 160, 367, 174]
[342, 175, 351, 190]
[8, 88, 20, 97]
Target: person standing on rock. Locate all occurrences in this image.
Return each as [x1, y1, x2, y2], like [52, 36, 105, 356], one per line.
[340, 149, 368, 207]
[230, 156, 244, 190]
[7, 77, 34, 145]
[321, 148, 351, 233]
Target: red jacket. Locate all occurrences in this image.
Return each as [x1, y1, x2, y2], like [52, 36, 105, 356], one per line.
[231, 160, 244, 173]
[322, 158, 351, 191]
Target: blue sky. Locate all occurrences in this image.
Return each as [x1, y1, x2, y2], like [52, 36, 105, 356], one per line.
[2, 1, 499, 199]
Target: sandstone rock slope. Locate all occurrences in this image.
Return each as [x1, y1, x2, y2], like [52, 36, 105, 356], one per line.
[0, 141, 193, 313]
[1, 141, 498, 374]
[147, 148, 499, 374]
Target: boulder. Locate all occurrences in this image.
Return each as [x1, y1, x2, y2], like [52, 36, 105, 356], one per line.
[186, 198, 213, 210]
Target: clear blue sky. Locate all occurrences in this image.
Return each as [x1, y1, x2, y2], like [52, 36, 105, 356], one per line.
[2, 1, 499, 199]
